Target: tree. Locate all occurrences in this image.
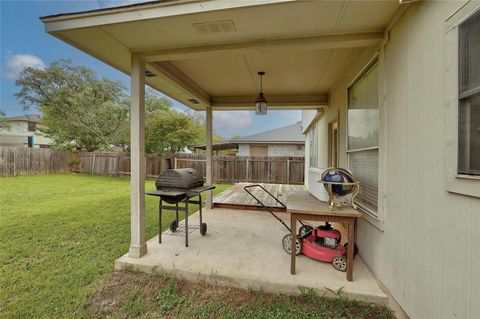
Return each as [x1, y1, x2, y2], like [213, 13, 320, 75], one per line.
[0, 109, 10, 130]
[145, 108, 202, 154]
[145, 89, 172, 115]
[15, 60, 129, 151]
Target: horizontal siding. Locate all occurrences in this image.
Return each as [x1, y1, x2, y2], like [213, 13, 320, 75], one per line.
[305, 2, 480, 318]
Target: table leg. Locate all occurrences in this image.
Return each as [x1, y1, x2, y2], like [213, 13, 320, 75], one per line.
[347, 219, 354, 281]
[290, 213, 296, 275]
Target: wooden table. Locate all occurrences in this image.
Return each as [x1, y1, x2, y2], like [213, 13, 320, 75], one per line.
[287, 190, 361, 281]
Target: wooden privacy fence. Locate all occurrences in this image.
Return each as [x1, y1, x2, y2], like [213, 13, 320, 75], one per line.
[0, 148, 304, 184]
[77, 152, 305, 184]
[0, 147, 71, 176]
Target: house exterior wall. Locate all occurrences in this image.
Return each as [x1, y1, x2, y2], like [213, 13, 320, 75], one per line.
[238, 144, 304, 157]
[304, 2, 480, 318]
[268, 144, 304, 157]
[0, 122, 52, 148]
[238, 144, 250, 156]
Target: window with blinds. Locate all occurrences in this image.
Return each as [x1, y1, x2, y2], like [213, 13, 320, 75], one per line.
[458, 10, 480, 176]
[347, 61, 379, 215]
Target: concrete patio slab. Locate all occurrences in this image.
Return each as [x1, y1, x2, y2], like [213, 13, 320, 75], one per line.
[115, 208, 387, 305]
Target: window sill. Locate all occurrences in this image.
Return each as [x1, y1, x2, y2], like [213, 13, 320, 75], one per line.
[358, 207, 384, 231]
[446, 175, 480, 198]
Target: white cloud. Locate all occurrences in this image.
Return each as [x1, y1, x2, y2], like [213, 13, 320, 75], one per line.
[5, 54, 45, 80]
[213, 111, 253, 133]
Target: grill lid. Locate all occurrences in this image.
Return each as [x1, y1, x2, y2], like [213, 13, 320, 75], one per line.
[155, 168, 204, 190]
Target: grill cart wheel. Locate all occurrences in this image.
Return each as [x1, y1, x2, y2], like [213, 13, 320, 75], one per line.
[332, 255, 347, 272]
[170, 220, 178, 232]
[200, 223, 207, 236]
[282, 234, 301, 256]
[298, 225, 313, 237]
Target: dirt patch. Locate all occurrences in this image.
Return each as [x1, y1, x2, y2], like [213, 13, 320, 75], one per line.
[86, 270, 393, 319]
[86, 271, 258, 318]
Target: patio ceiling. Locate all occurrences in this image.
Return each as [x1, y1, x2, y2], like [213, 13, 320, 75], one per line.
[41, 0, 400, 111]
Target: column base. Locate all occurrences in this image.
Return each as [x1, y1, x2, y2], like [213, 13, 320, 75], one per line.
[128, 243, 147, 258]
[205, 190, 213, 209]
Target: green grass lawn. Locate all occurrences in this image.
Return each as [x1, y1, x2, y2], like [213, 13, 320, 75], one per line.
[0, 174, 230, 318]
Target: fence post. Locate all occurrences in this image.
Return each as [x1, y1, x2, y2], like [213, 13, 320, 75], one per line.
[268, 158, 271, 183]
[116, 155, 120, 176]
[286, 159, 290, 184]
[174, 157, 177, 169]
[13, 149, 16, 176]
[91, 153, 96, 174]
[246, 158, 249, 182]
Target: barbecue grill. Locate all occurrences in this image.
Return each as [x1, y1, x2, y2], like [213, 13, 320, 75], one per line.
[146, 168, 215, 247]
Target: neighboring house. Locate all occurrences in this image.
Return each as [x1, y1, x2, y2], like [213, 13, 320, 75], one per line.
[42, 1, 480, 319]
[235, 121, 304, 157]
[191, 121, 305, 156]
[0, 115, 52, 148]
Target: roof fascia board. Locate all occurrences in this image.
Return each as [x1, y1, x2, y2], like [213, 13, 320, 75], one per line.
[42, 0, 292, 32]
[302, 109, 324, 134]
[138, 32, 385, 62]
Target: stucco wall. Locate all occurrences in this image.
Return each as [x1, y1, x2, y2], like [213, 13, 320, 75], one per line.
[238, 144, 304, 157]
[305, 2, 480, 318]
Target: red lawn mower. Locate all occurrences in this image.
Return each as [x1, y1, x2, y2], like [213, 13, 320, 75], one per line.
[244, 185, 356, 272]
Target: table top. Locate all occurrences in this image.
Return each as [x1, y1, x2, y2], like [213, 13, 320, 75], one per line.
[287, 190, 362, 218]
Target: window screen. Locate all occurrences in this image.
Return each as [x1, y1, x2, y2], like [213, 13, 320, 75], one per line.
[458, 10, 480, 175]
[347, 60, 379, 215]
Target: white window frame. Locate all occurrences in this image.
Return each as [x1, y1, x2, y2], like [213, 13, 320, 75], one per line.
[445, 3, 480, 198]
[309, 124, 318, 169]
[346, 58, 380, 218]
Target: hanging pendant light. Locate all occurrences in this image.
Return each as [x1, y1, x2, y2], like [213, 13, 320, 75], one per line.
[255, 71, 267, 115]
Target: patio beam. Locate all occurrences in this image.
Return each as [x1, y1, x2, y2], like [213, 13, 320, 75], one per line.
[148, 61, 211, 107]
[129, 53, 147, 259]
[137, 32, 384, 62]
[210, 94, 328, 109]
[205, 106, 213, 208]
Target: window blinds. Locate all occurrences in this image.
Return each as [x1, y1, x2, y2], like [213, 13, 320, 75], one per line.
[349, 149, 379, 212]
[347, 61, 379, 215]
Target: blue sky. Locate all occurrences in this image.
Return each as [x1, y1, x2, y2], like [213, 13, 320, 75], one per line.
[0, 0, 301, 138]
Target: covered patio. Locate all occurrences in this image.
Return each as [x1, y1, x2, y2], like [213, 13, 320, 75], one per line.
[115, 207, 387, 304]
[41, 0, 402, 304]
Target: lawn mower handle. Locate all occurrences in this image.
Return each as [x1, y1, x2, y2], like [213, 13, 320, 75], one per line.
[243, 184, 308, 233]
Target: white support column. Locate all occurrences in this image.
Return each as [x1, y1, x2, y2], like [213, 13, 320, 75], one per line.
[206, 106, 213, 208]
[129, 53, 147, 258]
